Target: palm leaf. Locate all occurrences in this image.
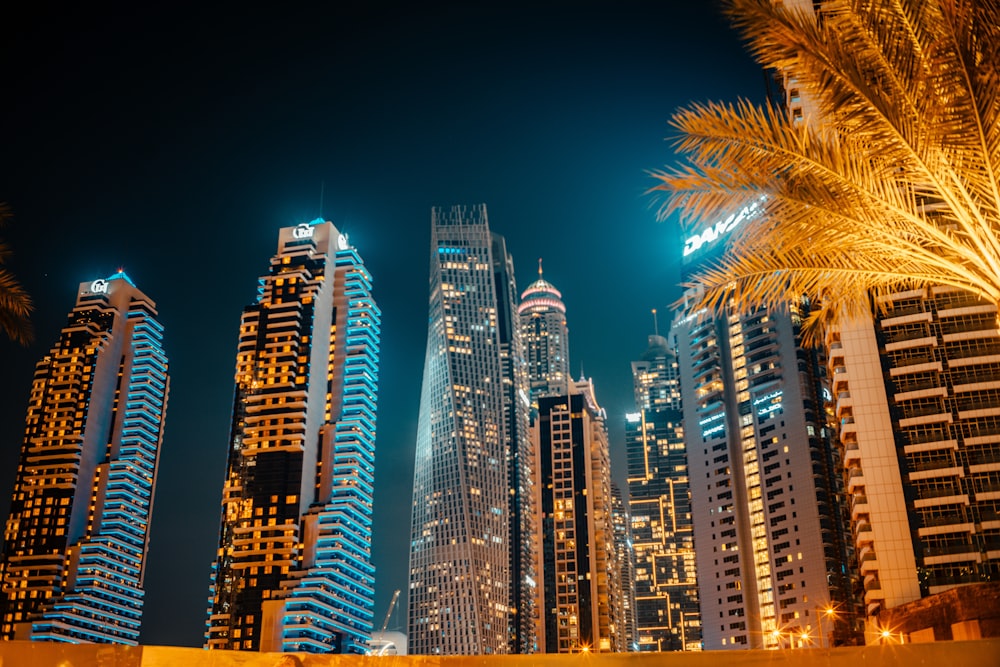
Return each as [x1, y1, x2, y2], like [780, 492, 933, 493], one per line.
[650, 0, 1000, 340]
[0, 203, 34, 345]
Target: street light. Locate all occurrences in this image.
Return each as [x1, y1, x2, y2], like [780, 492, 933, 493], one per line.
[815, 606, 837, 648]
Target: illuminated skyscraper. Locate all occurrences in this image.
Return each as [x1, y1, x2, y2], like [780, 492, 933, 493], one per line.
[674, 278, 854, 649]
[407, 204, 530, 655]
[205, 219, 381, 654]
[625, 331, 700, 651]
[0, 272, 169, 644]
[534, 378, 625, 653]
[827, 258, 1000, 643]
[518, 261, 569, 405]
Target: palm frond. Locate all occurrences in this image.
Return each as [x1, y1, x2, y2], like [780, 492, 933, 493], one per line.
[651, 0, 1000, 333]
[0, 203, 34, 345]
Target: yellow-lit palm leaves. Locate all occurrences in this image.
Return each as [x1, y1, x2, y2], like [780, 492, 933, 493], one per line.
[650, 0, 1000, 338]
[0, 203, 33, 345]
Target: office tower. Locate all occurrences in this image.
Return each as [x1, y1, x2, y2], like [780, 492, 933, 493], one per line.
[673, 273, 854, 649]
[828, 283, 1000, 640]
[0, 272, 168, 644]
[518, 261, 570, 404]
[534, 378, 624, 653]
[611, 484, 639, 651]
[626, 331, 701, 651]
[206, 219, 382, 654]
[407, 204, 531, 655]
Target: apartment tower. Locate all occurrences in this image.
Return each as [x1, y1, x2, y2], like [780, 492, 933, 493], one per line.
[674, 215, 854, 649]
[205, 219, 382, 654]
[828, 281, 1000, 641]
[534, 379, 625, 652]
[626, 330, 701, 650]
[0, 272, 169, 644]
[407, 204, 530, 654]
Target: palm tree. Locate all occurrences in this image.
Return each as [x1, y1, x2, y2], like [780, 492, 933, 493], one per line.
[649, 0, 999, 340]
[0, 202, 33, 345]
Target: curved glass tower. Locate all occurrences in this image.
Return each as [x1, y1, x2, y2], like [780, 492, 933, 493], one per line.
[206, 219, 381, 654]
[0, 272, 169, 644]
[407, 204, 529, 654]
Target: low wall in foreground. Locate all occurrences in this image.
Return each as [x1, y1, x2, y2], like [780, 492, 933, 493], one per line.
[1, 639, 999, 667]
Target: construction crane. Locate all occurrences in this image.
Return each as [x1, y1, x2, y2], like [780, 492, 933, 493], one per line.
[371, 589, 400, 656]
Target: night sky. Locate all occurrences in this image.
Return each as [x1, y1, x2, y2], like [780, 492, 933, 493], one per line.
[0, 0, 765, 647]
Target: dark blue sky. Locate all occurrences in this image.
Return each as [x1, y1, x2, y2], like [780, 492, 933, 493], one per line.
[0, 0, 765, 647]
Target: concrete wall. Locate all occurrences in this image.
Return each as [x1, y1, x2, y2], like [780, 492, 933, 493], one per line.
[2, 640, 1000, 667]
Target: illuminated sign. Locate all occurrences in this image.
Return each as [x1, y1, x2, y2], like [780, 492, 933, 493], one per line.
[337, 233, 349, 250]
[90, 279, 109, 294]
[682, 196, 766, 257]
[625, 412, 641, 423]
[292, 223, 314, 239]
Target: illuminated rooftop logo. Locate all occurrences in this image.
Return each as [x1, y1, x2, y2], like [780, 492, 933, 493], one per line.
[89, 279, 109, 294]
[292, 223, 315, 239]
[682, 196, 766, 257]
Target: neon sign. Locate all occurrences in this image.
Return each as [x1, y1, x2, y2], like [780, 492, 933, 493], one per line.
[682, 196, 766, 257]
[90, 279, 109, 294]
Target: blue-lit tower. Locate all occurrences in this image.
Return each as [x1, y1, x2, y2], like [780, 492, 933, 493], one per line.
[0, 272, 169, 644]
[205, 219, 382, 654]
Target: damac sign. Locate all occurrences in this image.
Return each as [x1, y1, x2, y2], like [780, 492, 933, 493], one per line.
[90, 279, 109, 294]
[292, 223, 315, 239]
[682, 196, 766, 257]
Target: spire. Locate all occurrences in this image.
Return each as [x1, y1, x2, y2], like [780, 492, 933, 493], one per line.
[652, 308, 659, 336]
[538, 257, 544, 278]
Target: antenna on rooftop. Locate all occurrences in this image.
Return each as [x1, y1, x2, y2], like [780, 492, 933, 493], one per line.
[652, 308, 659, 336]
[319, 181, 325, 220]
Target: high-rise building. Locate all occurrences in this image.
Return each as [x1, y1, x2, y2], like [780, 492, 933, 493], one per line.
[534, 379, 625, 653]
[205, 219, 381, 654]
[0, 272, 169, 644]
[518, 261, 570, 405]
[828, 286, 1000, 641]
[626, 331, 701, 651]
[407, 204, 531, 655]
[673, 278, 855, 649]
[611, 484, 639, 651]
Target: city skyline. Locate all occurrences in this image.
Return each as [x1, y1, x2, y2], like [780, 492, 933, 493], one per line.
[0, 1, 768, 647]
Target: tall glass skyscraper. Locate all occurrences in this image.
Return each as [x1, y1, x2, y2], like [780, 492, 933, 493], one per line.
[0, 272, 169, 644]
[625, 331, 700, 651]
[205, 219, 381, 654]
[407, 204, 530, 654]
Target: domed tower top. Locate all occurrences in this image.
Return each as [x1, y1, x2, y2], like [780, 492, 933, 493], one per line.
[518, 258, 566, 315]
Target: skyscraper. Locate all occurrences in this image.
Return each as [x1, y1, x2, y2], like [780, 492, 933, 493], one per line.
[407, 204, 530, 655]
[828, 280, 1000, 641]
[626, 331, 700, 651]
[205, 219, 382, 654]
[534, 378, 625, 653]
[518, 261, 570, 405]
[673, 280, 854, 649]
[0, 272, 169, 644]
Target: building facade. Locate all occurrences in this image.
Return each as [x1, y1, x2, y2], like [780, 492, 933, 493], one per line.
[626, 332, 701, 651]
[673, 288, 855, 649]
[205, 219, 382, 654]
[0, 272, 169, 644]
[517, 262, 570, 406]
[407, 204, 531, 654]
[534, 379, 625, 653]
[827, 287, 1000, 640]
